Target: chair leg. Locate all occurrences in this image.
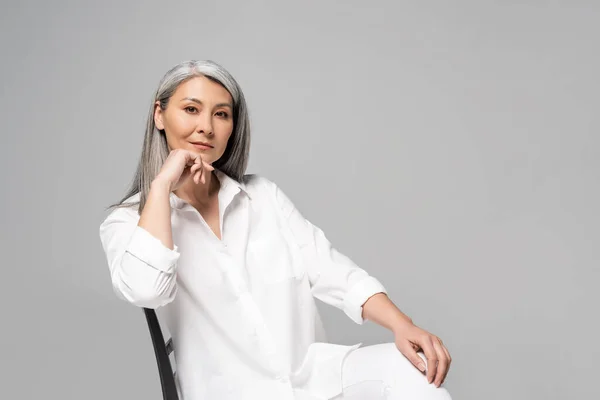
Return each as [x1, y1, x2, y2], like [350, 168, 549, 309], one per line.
[143, 308, 179, 400]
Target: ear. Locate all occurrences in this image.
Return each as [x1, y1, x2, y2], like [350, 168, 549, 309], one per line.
[154, 101, 165, 130]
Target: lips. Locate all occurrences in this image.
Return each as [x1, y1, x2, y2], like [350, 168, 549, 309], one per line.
[190, 141, 214, 148]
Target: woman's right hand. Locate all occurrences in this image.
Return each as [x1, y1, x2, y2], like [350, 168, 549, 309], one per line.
[154, 149, 215, 191]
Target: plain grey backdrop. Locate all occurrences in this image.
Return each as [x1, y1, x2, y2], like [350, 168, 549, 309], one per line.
[1, 1, 598, 399]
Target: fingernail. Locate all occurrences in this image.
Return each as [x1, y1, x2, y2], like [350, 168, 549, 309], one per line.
[418, 362, 426, 372]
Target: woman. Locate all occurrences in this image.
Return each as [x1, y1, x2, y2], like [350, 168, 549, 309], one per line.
[99, 60, 452, 400]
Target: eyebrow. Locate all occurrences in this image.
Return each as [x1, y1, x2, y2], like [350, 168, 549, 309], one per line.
[181, 97, 233, 109]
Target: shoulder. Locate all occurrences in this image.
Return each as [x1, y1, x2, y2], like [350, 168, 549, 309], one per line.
[241, 174, 296, 214]
[99, 193, 141, 232]
[241, 174, 278, 193]
[241, 174, 291, 200]
[241, 174, 284, 204]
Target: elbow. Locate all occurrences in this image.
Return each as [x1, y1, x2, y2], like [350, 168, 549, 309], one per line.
[111, 260, 177, 309]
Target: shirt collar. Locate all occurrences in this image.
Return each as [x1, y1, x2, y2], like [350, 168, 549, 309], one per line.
[214, 169, 251, 199]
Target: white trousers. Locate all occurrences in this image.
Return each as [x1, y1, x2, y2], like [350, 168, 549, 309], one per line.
[339, 343, 452, 400]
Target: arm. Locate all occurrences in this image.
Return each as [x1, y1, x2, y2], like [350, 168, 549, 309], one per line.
[269, 179, 387, 324]
[99, 178, 180, 309]
[99, 149, 211, 309]
[361, 292, 413, 331]
[269, 179, 452, 387]
[139, 178, 176, 250]
[363, 292, 452, 387]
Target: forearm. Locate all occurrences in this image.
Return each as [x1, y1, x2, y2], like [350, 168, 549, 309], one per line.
[138, 178, 175, 250]
[362, 292, 414, 333]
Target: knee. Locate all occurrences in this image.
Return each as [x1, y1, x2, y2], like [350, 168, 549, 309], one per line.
[368, 343, 453, 400]
[401, 386, 452, 400]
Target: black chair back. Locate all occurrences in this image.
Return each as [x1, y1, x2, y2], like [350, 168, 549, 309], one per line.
[143, 308, 179, 400]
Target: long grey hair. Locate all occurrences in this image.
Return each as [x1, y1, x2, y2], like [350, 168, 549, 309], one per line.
[108, 60, 251, 214]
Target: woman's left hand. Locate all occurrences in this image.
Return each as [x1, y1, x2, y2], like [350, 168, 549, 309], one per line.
[393, 322, 452, 387]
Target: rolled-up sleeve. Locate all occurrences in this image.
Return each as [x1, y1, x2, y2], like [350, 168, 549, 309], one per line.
[269, 179, 387, 325]
[99, 206, 180, 309]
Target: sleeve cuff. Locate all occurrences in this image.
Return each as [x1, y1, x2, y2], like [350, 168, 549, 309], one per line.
[125, 226, 180, 273]
[343, 276, 387, 325]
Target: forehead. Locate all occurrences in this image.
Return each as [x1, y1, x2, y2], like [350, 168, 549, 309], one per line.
[173, 76, 232, 103]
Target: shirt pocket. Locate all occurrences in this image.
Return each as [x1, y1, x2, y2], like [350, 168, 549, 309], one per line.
[248, 226, 305, 285]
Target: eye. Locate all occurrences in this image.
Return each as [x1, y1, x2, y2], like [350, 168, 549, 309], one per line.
[184, 106, 198, 113]
[215, 111, 229, 118]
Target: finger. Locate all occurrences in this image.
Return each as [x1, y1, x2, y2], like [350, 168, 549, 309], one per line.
[196, 156, 204, 171]
[193, 156, 205, 178]
[440, 342, 451, 385]
[200, 167, 206, 184]
[203, 160, 214, 171]
[185, 154, 198, 168]
[196, 166, 205, 184]
[397, 341, 426, 373]
[190, 162, 202, 175]
[420, 338, 438, 384]
[184, 150, 202, 167]
[432, 340, 448, 387]
[188, 166, 197, 184]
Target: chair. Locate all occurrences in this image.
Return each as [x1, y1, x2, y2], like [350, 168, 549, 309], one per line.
[143, 308, 179, 400]
[140, 309, 391, 399]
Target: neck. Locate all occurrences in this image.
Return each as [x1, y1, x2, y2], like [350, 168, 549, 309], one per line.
[175, 170, 219, 206]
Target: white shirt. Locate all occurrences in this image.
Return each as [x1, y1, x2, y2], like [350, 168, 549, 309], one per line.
[99, 170, 387, 400]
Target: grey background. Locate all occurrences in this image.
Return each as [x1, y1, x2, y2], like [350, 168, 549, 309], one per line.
[1, 1, 598, 399]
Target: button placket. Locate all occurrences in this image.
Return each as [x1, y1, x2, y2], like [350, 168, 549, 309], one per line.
[218, 244, 250, 295]
[237, 292, 284, 372]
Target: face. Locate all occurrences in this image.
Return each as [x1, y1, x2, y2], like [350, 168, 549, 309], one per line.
[154, 76, 234, 165]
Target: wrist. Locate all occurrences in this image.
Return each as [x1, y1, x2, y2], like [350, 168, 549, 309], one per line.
[151, 176, 173, 193]
[390, 314, 415, 336]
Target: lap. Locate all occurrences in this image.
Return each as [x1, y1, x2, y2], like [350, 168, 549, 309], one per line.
[341, 343, 452, 400]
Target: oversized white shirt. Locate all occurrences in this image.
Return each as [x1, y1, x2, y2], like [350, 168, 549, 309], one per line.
[99, 170, 387, 400]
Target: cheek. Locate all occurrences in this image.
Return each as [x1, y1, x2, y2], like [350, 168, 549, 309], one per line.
[170, 114, 196, 132]
[216, 123, 234, 146]
[163, 117, 195, 147]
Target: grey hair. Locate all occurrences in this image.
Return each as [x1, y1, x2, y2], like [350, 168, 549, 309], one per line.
[107, 60, 251, 214]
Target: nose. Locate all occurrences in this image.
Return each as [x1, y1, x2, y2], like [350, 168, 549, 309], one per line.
[195, 112, 213, 135]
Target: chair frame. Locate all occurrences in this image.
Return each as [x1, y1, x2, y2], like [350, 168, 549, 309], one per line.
[143, 308, 179, 400]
